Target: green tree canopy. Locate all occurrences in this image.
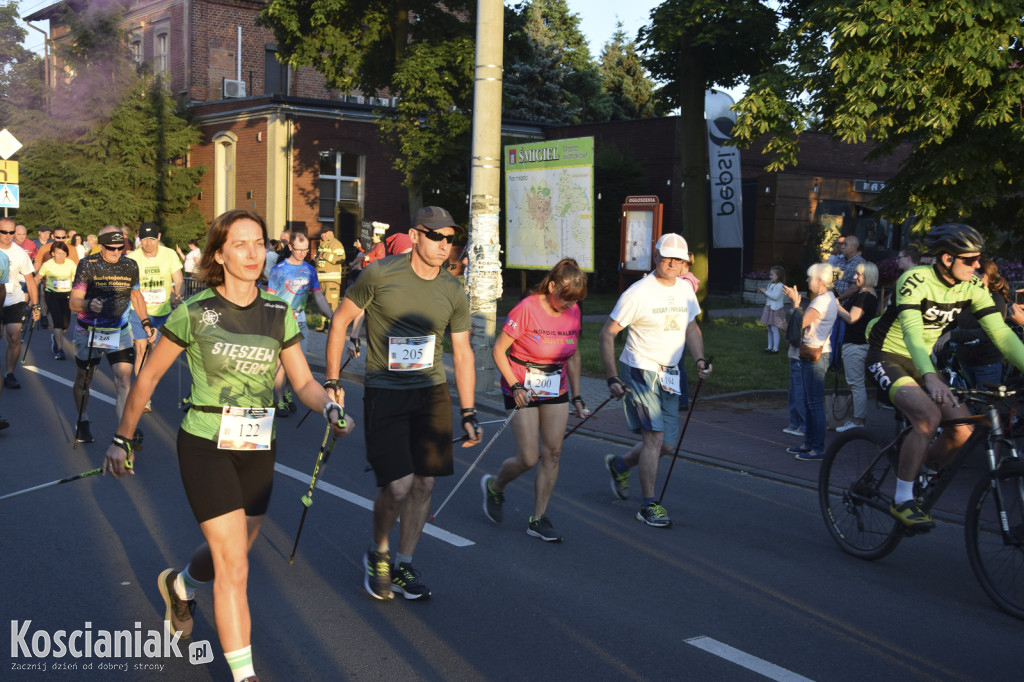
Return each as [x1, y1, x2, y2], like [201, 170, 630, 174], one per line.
[600, 22, 658, 120]
[732, 0, 1024, 235]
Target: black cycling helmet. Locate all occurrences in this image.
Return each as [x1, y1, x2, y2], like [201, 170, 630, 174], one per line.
[924, 222, 984, 256]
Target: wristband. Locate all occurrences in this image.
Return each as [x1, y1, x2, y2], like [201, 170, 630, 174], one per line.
[510, 382, 526, 393]
[607, 376, 623, 388]
[112, 434, 134, 457]
[32, 304, 41, 311]
[696, 358, 709, 370]
[460, 407, 476, 415]
[323, 379, 340, 391]
[141, 318, 153, 329]
[572, 395, 584, 403]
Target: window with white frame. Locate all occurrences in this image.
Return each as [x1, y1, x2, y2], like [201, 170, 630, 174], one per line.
[319, 151, 362, 220]
[154, 31, 169, 75]
[129, 35, 142, 64]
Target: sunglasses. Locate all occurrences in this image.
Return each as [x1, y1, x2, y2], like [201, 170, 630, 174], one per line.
[0, 230, 14, 235]
[416, 229, 455, 244]
[53, 235, 67, 240]
[101, 244, 124, 251]
[955, 255, 981, 267]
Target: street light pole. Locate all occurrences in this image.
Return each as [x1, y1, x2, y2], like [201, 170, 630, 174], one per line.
[466, 0, 504, 396]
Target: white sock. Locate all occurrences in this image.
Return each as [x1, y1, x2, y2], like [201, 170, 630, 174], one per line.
[395, 552, 413, 567]
[894, 478, 915, 505]
[225, 646, 254, 682]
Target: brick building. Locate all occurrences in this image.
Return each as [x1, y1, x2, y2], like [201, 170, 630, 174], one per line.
[27, 0, 909, 289]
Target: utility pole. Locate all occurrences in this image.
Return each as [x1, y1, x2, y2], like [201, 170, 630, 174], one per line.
[466, 0, 504, 396]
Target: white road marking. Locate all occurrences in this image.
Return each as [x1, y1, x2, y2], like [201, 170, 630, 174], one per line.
[686, 636, 815, 682]
[24, 366, 117, 406]
[274, 463, 475, 547]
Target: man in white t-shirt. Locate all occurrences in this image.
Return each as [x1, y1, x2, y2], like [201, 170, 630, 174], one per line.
[0, 217, 40, 390]
[599, 233, 711, 528]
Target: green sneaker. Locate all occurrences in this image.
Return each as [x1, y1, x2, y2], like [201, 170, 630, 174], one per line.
[527, 515, 563, 542]
[481, 474, 504, 523]
[889, 500, 935, 532]
[276, 401, 290, 418]
[391, 562, 431, 600]
[604, 454, 630, 500]
[636, 502, 672, 528]
[284, 391, 297, 413]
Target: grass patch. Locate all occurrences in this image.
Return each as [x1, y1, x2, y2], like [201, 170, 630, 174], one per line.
[578, 316, 794, 395]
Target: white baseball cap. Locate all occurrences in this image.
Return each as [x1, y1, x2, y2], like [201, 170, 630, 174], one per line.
[656, 233, 690, 261]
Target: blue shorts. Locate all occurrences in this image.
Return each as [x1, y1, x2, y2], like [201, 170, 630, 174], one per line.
[620, 362, 679, 446]
[130, 310, 169, 341]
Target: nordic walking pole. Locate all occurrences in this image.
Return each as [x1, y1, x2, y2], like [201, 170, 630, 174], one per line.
[289, 423, 343, 564]
[658, 357, 713, 505]
[430, 407, 519, 522]
[563, 395, 614, 441]
[72, 328, 97, 450]
[0, 461, 132, 501]
[20, 317, 35, 363]
[297, 353, 353, 429]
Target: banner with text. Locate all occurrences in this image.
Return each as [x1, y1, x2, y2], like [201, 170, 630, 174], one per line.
[705, 90, 743, 249]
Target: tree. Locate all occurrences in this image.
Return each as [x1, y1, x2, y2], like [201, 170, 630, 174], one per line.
[8, 3, 204, 243]
[0, 1, 43, 126]
[639, 0, 779, 294]
[732, 0, 1024, 237]
[600, 22, 658, 120]
[503, 2, 577, 123]
[259, 0, 476, 217]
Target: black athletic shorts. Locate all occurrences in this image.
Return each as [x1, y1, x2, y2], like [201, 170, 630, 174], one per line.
[0, 301, 26, 325]
[866, 347, 924, 402]
[45, 291, 71, 330]
[502, 391, 569, 410]
[363, 383, 454, 486]
[176, 428, 276, 523]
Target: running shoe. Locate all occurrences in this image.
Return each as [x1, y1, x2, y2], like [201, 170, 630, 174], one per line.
[786, 445, 811, 455]
[835, 421, 859, 433]
[481, 474, 504, 523]
[782, 426, 805, 437]
[157, 569, 196, 639]
[637, 502, 672, 528]
[284, 391, 297, 414]
[276, 401, 290, 418]
[4, 372, 20, 389]
[527, 515, 563, 542]
[364, 549, 393, 600]
[54, 350, 65, 361]
[40, 318, 49, 329]
[604, 454, 630, 500]
[51, 336, 58, 355]
[391, 562, 431, 600]
[0, 415, 9, 430]
[75, 420, 94, 444]
[889, 500, 935, 532]
[794, 450, 824, 461]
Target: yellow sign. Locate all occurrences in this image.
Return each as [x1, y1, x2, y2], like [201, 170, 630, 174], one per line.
[0, 160, 17, 184]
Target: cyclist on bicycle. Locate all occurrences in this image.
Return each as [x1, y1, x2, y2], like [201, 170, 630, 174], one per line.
[866, 223, 1024, 531]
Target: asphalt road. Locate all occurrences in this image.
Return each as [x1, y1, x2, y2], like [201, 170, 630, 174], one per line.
[1, 348, 1021, 681]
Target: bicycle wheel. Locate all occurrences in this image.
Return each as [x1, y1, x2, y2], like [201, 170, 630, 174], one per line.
[964, 459, 1024, 620]
[819, 429, 903, 560]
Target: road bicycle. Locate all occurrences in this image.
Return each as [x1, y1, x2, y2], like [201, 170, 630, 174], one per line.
[818, 382, 1024, 619]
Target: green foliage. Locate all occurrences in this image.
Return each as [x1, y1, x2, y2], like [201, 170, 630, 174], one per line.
[5, 4, 204, 240]
[0, 1, 43, 125]
[732, 0, 1024, 232]
[600, 23, 658, 120]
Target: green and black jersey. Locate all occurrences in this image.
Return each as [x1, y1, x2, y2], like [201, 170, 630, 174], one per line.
[868, 265, 1024, 376]
[162, 287, 302, 441]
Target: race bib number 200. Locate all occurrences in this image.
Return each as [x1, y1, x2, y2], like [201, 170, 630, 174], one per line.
[388, 335, 436, 372]
[525, 366, 561, 399]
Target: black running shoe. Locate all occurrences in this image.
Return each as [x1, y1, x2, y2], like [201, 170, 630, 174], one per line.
[481, 474, 504, 523]
[0, 415, 9, 430]
[4, 372, 20, 389]
[55, 350, 65, 361]
[364, 549, 393, 600]
[157, 569, 196, 639]
[391, 562, 431, 600]
[75, 420, 94, 443]
[527, 515, 563, 542]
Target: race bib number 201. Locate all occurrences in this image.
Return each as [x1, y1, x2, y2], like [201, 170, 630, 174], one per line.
[388, 335, 436, 372]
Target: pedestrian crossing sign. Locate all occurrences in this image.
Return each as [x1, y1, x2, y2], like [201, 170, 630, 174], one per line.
[0, 183, 19, 209]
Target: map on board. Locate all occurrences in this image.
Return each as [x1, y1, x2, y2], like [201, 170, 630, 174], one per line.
[504, 137, 594, 272]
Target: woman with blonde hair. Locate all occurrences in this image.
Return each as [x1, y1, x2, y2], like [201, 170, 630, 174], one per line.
[782, 262, 838, 460]
[835, 261, 879, 431]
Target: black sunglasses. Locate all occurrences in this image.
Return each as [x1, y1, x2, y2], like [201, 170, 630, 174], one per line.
[0, 230, 14, 235]
[101, 244, 124, 251]
[416, 229, 455, 244]
[955, 254, 981, 266]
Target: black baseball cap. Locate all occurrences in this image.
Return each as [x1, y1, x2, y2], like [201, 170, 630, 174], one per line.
[98, 231, 126, 247]
[139, 222, 160, 240]
[413, 206, 461, 232]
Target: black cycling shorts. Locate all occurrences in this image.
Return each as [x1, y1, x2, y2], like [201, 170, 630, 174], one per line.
[866, 348, 924, 402]
[363, 383, 454, 487]
[176, 428, 276, 523]
[0, 301, 26, 325]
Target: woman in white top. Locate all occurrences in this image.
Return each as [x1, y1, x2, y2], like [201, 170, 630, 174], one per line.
[782, 262, 838, 460]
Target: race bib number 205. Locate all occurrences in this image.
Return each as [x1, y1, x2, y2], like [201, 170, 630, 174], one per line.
[388, 335, 436, 372]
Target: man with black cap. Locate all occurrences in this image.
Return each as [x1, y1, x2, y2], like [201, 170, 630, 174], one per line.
[324, 206, 481, 602]
[128, 222, 183, 402]
[69, 226, 157, 443]
[599, 233, 712, 528]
